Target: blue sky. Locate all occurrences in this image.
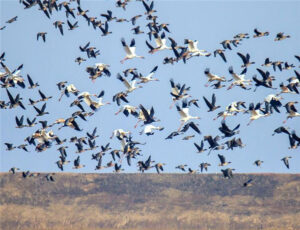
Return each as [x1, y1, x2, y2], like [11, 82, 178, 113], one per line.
[1, 0, 300, 173]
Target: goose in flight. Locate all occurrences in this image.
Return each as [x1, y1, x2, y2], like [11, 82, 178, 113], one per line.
[184, 39, 211, 57]
[140, 124, 164, 136]
[120, 38, 144, 63]
[204, 68, 226, 87]
[247, 102, 270, 126]
[117, 73, 142, 93]
[227, 66, 252, 90]
[176, 99, 200, 131]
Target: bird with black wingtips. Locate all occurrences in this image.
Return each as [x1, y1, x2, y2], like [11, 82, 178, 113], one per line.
[132, 26, 144, 35]
[33, 103, 49, 117]
[220, 40, 232, 50]
[130, 15, 142, 25]
[227, 66, 251, 90]
[204, 68, 226, 87]
[155, 163, 165, 174]
[184, 39, 211, 57]
[281, 156, 291, 169]
[37, 32, 47, 42]
[176, 99, 200, 131]
[283, 102, 300, 123]
[188, 168, 198, 174]
[288, 134, 298, 149]
[120, 38, 145, 63]
[115, 105, 139, 117]
[117, 73, 143, 93]
[140, 124, 164, 136]
[247, 102, 270, 126]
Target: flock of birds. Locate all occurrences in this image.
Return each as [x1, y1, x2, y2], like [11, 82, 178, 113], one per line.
[1, 0, 299, 185]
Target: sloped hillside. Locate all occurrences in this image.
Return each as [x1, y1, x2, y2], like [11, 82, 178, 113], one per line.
[0, 173, 300, 230]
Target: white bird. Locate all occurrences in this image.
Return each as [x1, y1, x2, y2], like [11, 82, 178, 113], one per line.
[176, 100, 200, 131]
[283, 102, 300, 123]
[140, 124, 164, 135]
[59, 84, 79, 101]
[247, 103, 269, 126]
[78, 91, 97, 108]
[184, 39, 211, 57]
[204, 68, 226, 87]
[225, 101, 246, 114]
[145, 32, 171, 54]
[227, 66, 252, 90]
[120, 38, 144, 63]
[115, 105, 139, 117]
[117, 73, 142, 93]
[90, 94, 111, 111]
[136, 66, 159, 84]
[110, 129, 131, 139]
[214, 111, 235, 121]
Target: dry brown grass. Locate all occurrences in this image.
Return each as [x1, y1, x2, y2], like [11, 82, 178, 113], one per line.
[0, 173, 300, 230]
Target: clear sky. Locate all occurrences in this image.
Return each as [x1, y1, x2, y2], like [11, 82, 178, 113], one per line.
[1, 0, 300, 173]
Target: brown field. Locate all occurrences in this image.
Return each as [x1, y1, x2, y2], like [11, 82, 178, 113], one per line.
[0, 173, 300, 230]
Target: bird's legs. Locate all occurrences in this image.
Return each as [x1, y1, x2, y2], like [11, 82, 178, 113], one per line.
[134, 119, 141, 128]
[177, 121, 184, 132]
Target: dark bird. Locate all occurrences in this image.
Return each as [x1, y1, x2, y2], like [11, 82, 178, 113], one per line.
[221, 168, 235, 179]
[204, 135, 224, 155]
[6, 16, 18, 23]
[5, 143, 16, 151]
[281, 156, 291, 169]
[99, 21, 112, 36]
[181, 121, 201, 134]
[53, 21, 64, 35]
[194, 140, 207, 153]
[37, 32, 47, 42]
[253, 28, 269, 38]
[217, 154, 231, 166]
[9, 167, 20, 174]
[130, 15, 142, 25]
[27, 74, 39, 88]
[67, 20, 78, 30]
[274, 32, 290, 41]
[37, 0, 50, 19]
[6, 89, 26, 110]
[203, 93, 221, 112]
[38, 90, 52, 101]
[254, 160, 263, 167]
[243, 178, 253, 187]
[142, 0, 156, 15]
[73, 156, 85, 169]
[272, 126, 290, 136]
[237, 52, 255, 69]
[199, 162, 211, 172]
[15, 115, 25, 128]
[100, 10, 116, 21]
[33, 103, 49, 116]
[218, 120, 240, 138]
[214, 49, 227, 62]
